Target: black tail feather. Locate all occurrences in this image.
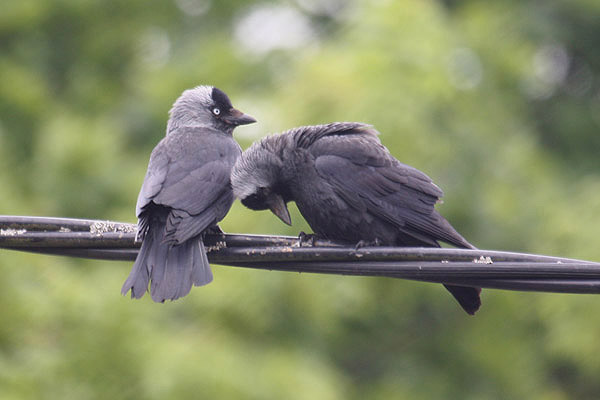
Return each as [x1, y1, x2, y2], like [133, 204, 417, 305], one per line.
[121, 224, 161, 299]
[193, 240, 213, 286]
[122, 218, 213, 302]
[443, 237, 481, 315]
[444, 284, 482, 315]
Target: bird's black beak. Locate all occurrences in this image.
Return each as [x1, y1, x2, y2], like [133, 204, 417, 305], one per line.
[268, 194, 292, 226]
[223, 108, 257, 126]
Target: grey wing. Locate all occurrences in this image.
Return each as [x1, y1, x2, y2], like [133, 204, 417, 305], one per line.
[312, 135, 450, 244]
[310, 132, 479, 313]
[136, 147, 170, 216]
[135, 143, 170, 240]
[153, 159, 235, 244]
[136, 133, 239, 245]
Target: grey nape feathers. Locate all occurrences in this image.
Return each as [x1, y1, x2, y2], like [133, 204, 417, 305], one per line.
[231, 122, 481, 315]
[122, 85, 255, 302]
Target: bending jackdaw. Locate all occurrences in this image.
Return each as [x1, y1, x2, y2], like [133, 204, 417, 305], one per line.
[231, 122, 481, 315]
[122, 86, 255, 302]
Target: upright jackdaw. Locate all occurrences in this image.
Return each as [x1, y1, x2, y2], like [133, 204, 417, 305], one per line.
[231, 122, 481, 315]
[122, 86, 255, 302]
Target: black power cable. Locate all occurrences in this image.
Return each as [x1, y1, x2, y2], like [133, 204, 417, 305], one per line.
[2, 215, 600, 294]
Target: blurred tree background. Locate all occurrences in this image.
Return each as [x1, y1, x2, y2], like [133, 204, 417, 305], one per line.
[1, 0, 600, 398]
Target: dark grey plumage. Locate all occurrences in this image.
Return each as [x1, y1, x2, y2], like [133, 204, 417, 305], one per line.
[231, 122, 481, 315]
[122, 85, 255, 302]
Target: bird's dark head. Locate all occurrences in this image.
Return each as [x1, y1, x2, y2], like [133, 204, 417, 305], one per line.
[231, 141, 292, 225]
[167, 85, 256, 134]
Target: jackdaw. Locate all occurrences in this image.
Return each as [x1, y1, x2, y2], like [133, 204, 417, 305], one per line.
[122, 85, 256, 302]
[231, 122, 481, 315]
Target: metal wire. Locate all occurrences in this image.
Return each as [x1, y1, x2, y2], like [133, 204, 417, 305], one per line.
[2, 215, 600, 294]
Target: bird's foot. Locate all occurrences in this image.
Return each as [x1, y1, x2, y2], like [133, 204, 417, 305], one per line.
[204, 225, 226, 250]
[354, 238, 382, 250]
[298, 231, 317, 247]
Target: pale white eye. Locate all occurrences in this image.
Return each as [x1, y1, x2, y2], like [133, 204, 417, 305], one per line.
[212, 107, 221, 115]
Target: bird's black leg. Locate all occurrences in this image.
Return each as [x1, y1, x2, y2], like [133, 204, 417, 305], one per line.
[204, 224, 226, 247]
[203, 224, 228, 252]
[354, 237, 382, 250]
[298, 231, 317, 247]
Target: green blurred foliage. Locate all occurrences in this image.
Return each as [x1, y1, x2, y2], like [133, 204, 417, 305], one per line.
[2, 0, 600, 398]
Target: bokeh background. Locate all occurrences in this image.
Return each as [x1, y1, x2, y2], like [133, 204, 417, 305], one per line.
[2, 0, 600, 398]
